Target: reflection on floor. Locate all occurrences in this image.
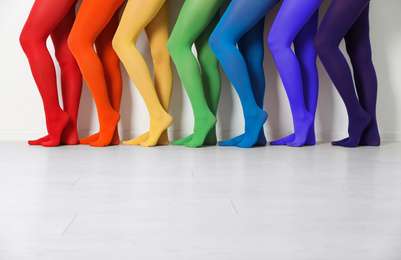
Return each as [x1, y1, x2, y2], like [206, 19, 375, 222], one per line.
[0, 141, 400, 260]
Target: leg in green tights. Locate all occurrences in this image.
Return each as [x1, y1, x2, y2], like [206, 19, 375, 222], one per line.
[170, 13, 221, 146]
[196, 13, 221, 145]
[167, 0, 225, 148]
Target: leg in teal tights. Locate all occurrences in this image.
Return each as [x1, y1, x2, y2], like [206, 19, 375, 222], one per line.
[167, 0, 225, 148]
[218, 17, 267, 147]
[210, 0, 279, 148]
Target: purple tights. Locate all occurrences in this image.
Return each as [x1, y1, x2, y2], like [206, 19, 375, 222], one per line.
[314, 0, 380, 147]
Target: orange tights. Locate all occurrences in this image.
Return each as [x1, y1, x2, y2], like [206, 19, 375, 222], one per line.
[68, 0, 125, 147]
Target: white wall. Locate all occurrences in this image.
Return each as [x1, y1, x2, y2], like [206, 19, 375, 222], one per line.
[0, 0, 400, 142]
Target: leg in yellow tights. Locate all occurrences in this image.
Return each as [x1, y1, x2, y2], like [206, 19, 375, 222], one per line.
[113, 1, 173, 147]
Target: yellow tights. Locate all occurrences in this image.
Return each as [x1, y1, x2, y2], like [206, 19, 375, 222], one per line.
[113, 0, 172, 147]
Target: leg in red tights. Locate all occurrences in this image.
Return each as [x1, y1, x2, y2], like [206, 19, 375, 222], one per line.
[20, 0, 82, 147]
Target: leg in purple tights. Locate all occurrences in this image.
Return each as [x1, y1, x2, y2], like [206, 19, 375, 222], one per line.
[268, 0, 322, 147]
[314, 0, 377, 147]
[341, 4, 380, 146]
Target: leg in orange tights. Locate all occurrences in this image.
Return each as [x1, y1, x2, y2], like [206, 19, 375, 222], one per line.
[77, 10, 123, 146]
[20, 0, 82, 147]
[113, 1, 173, 147]
[68, 0, 124, 147]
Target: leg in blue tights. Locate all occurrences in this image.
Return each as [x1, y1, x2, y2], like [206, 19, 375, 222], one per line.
[314, 0, 376, 147]
[268, 0, 322, 147]
[218, 18, 267, 147]
[210, 0, 280, 148]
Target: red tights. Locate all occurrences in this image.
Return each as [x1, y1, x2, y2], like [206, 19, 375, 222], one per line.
[20, 0, 82, 147]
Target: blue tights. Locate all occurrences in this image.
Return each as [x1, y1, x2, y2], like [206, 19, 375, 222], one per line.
[210, 0, 279, 148]
[268, 0, 322, 147]
[211, 0, 322, 147]
[217, 17, 267, 147]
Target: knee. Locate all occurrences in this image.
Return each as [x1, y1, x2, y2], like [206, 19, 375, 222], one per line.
[346, 43, 372, 64]
[54, 45, 76, 67]
[67, 31, 90, 59]
[19, 29, 29, 51]
[166, 36, 184, 60]
[19, 28, 39, 53]
[111, 33, 128, 58]
[241, 44, 264, 66]
[209, 31, 226, 56]
[67, 32, 80, 57]
[166, 37, 177, 56]
[313, 33, 332, 58]
[267, 33, 289, 56]
[151, 44, 171, 66]
[198, 47, 218, 67]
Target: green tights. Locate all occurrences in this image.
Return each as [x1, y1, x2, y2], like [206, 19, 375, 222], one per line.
[167, 0, 225, 148]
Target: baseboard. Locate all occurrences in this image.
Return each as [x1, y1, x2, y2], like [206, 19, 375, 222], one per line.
[1, 130, 400, 142]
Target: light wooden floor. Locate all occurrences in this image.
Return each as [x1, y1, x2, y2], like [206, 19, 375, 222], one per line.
[0, 141, 400, 260]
